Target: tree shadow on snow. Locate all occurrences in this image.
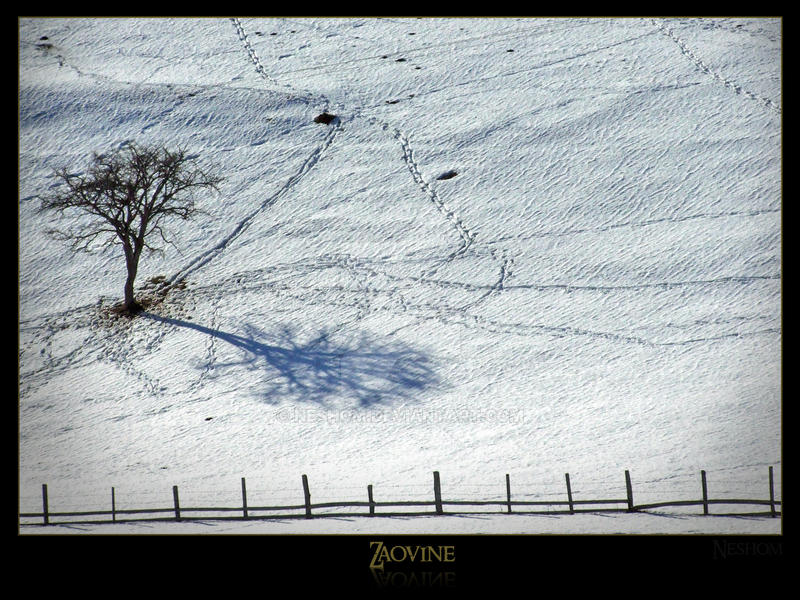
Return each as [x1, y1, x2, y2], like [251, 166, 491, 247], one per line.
[143, 313, 442, 408]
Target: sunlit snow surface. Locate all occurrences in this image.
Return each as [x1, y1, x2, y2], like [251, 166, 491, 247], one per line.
[19, 17, 780, 534]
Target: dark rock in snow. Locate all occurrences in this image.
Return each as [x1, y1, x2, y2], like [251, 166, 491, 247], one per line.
[437, 170, 458, 180]
[314, 112, 337, 125]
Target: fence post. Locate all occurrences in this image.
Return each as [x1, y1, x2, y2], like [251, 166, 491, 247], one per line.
[111, 487, 116, 523]
[769, 466, 776, 517]
[42, 484, 49, 525]
[302, 474, 312, 519]
[433, 471, 443, 515]
[565, 473, 574, 514]
[701, 470, 709, 515]
[241, 477, 249, 519]
[625, 470, 634, 511]
[368, 484, 375, 516]
[505, 474, 512, 514]
[172, 485, 181, 521]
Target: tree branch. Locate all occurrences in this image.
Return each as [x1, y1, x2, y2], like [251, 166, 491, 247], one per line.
[38, 142, 224, 308]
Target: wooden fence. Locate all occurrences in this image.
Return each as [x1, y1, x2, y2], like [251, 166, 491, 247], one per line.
[19, 467, 781, 527]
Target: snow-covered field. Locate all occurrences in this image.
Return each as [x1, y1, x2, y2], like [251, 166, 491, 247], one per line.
[18, 17, 781, 535]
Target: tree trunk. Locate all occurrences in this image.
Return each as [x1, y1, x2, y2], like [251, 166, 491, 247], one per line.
[123, 246, 142, 314]
[123, 275, 141, 313]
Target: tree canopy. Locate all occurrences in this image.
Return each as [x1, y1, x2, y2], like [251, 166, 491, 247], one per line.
[39, 142, 224, 313]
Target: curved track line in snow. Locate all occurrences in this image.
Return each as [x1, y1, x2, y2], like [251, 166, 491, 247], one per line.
[188, 301, 220, 394]
[649, 18, 780, 114]
[458, 250, 515, 311]
[256, 276, 779, 348]
[197, 251, 778, 349]
[265, 21, 590, 82]
[19, 304, 168, 398]
[233, 17, 478, 280]
[166, 18, 345, 286]
[168, 119, 342, 286]
[419, 305, 779, 349]
[373, 270, 779, 295]
[230, 17, 283, 89]
[375, 120, 476, 268]
[485, 207, 781, 248]
[230, 17, 335, 112]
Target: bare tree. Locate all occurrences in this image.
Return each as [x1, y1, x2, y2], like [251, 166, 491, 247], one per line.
[39, 142, 224, 314]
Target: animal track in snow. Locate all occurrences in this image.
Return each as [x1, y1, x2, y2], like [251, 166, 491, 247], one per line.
[231, 17, 339, 114]
[168, 105, 342, 286]
[376, 121, 475, 268]
[231, 17, 479, 282]
[649, 18, 780, 114]
[168, 17, 348, 286]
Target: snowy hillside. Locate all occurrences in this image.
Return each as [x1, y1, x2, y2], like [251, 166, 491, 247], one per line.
[18, 17, 781, 534]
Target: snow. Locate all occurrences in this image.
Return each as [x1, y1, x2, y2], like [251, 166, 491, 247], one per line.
[18, 17, 781, 535]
